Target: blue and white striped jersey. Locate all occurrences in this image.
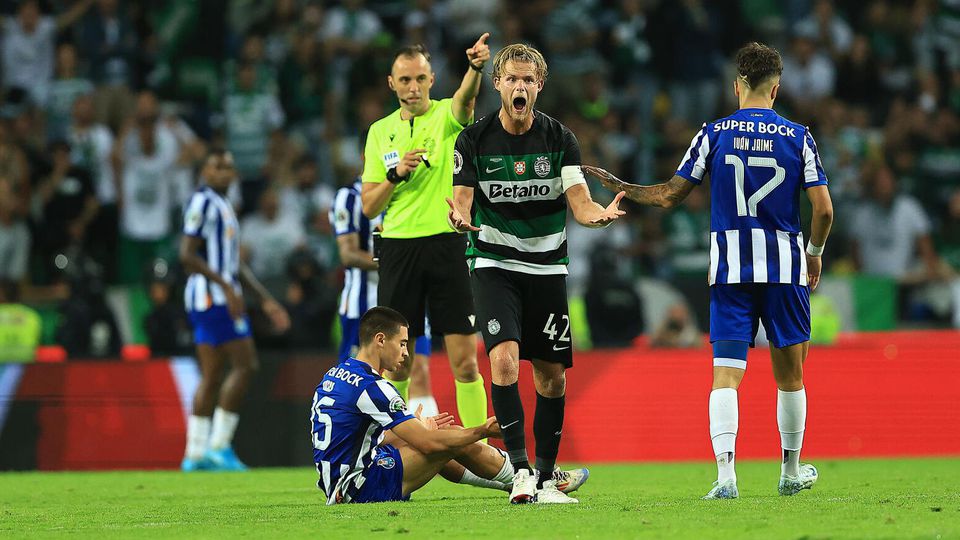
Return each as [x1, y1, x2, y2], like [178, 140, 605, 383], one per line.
[676, 107, 828, 286]
[182, 186, 242, 311]
[330, 179, 382, 318]
[311, 358, 415, 504]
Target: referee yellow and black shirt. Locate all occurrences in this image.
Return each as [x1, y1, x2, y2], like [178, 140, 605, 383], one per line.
[362, 98, 469, 239]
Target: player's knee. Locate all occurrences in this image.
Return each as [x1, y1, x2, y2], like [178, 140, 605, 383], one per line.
[450, 355, 479, 382]
[489, 351, 519, 383]
[534, 370, 566, 397]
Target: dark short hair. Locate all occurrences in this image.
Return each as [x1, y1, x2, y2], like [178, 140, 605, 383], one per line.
[735, 42, 783, 89]
[359, 307, 409, 346]
[394, 44, 430, 64]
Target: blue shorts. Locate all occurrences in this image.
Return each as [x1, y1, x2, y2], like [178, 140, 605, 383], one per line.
[339, 316, 431, 362]
[710, 283, 810, 349]
[188, 305, 251, 347]
[351, 445, 408, 503]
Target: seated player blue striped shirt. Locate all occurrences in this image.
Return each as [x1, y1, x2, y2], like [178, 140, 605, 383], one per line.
[675, 107, 828, 286]
[311, 358, 414, 505]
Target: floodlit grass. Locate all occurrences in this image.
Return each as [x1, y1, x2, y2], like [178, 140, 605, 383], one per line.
[1, 458, 957, 539]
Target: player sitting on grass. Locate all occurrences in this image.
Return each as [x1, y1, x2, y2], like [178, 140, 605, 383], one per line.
[310, 306, 588, 504]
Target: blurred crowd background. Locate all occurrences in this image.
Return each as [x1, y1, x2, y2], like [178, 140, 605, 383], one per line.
[0, 0, 958, 360]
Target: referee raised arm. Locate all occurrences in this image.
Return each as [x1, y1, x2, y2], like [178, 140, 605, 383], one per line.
[359, 35, 490, 433]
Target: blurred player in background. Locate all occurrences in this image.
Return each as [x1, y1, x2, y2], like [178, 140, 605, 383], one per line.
[584, 42, 834, 499]
[311, 306, 510, 504]
[447, 44, 620, 504]
[360, 36, 492, 434]
[331, 132, 439, 417]
[179, 149, 290, 471]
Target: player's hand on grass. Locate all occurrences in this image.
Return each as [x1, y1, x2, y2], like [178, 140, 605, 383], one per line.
[482, 417, 502, 439]
[582, 165, 627, 194]
[446, 197, 480, 233]
[466, 32, 490, 69]
[396, 149, 427, 177]
[225, 288, 245, 320]
[806, 254, 822, 291]
[589, 191, 626, 226]
[262, 298, 291, 332]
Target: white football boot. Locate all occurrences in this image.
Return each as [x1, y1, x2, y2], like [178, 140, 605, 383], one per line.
[551, 466, 590, 494]
[535, 478, 579, 504]
[702, 479, 739, 499]
[509, 469, 537, 504]
[778, 463, 819, 496]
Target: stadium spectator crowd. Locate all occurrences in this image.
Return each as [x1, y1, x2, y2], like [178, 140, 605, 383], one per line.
[0, 0, 958, 356]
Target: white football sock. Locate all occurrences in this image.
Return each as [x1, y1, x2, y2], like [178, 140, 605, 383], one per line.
[460, 448, 512, 490]
[185, 415, 211, 460]
[709, 388, 739, 483]
[777, 388, 806, 477]
[209, 407, 240, 450]
[408, 396, 439, 418]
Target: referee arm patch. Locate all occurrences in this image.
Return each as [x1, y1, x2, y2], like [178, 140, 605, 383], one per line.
[560, 165, 587, 192]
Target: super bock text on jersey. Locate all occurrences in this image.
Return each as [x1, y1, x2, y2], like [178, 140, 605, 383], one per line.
[311, 359, 414, 505]
[675, 108, 828, 286]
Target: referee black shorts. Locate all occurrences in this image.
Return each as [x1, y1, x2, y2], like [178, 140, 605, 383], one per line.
[378, 233, 475, 338]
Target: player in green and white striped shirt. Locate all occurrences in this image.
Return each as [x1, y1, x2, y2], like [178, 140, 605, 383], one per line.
[447, 43, 624, 505]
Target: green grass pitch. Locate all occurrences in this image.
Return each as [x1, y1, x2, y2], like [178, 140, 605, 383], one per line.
[1, 458, 957, 539]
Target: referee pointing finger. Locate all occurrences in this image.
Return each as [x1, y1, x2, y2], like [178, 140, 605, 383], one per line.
[360, 38, 490, 435]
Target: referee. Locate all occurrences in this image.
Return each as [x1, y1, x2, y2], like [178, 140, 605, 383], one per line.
[360, 34, 491, 432]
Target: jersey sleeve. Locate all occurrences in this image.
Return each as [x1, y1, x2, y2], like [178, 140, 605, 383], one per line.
[330, 188, 359, 236]
[675, 123, 711, 185]
[361, 123, 388, 185]
[560, 127, 586, 192]
[801, 128, 829, 189]
[182, 192, 209, 237]
[452, 130, 477, 188]
[356, 379, 416, 429]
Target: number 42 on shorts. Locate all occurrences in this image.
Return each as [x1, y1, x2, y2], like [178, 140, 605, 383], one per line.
[543, 313, 571, 350]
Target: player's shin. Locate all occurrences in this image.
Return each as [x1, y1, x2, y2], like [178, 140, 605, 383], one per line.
[455, 375, 488, 436]
[709, 388, 739, 483]
[533, 392, 565, 489]
[490, 382, 530, 472]
[777, 388, 806, 477]
[185, 415, 211, 460]
[210, 407, 239, 450]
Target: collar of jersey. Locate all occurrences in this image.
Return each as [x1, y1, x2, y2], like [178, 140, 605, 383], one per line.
[346, 357, 378, 376]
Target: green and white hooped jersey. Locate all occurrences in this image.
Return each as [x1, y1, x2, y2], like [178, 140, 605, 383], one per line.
[453, 111, 586, 275]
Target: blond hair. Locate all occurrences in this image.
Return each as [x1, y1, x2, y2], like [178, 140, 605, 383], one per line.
[492, 43, 548, 81]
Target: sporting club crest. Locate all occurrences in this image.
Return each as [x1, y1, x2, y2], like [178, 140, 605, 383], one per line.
[488, 319, 501, 335]
[534, 156, 551, 178]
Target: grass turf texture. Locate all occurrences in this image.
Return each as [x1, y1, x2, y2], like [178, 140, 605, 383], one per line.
[1, 458, 957, 539]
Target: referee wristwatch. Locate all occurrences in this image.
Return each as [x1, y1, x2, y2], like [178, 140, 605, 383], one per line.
[386, 167, 409, 184]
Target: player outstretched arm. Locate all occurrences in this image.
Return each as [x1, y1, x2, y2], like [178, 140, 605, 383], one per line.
[582, 166, 696, 209]
[804, 185, 834, 291]
[446, 186, 480, 232]
[565, 183, 626, 228]
[451, 33, 491, 126]
[391, 413, 500, 455]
